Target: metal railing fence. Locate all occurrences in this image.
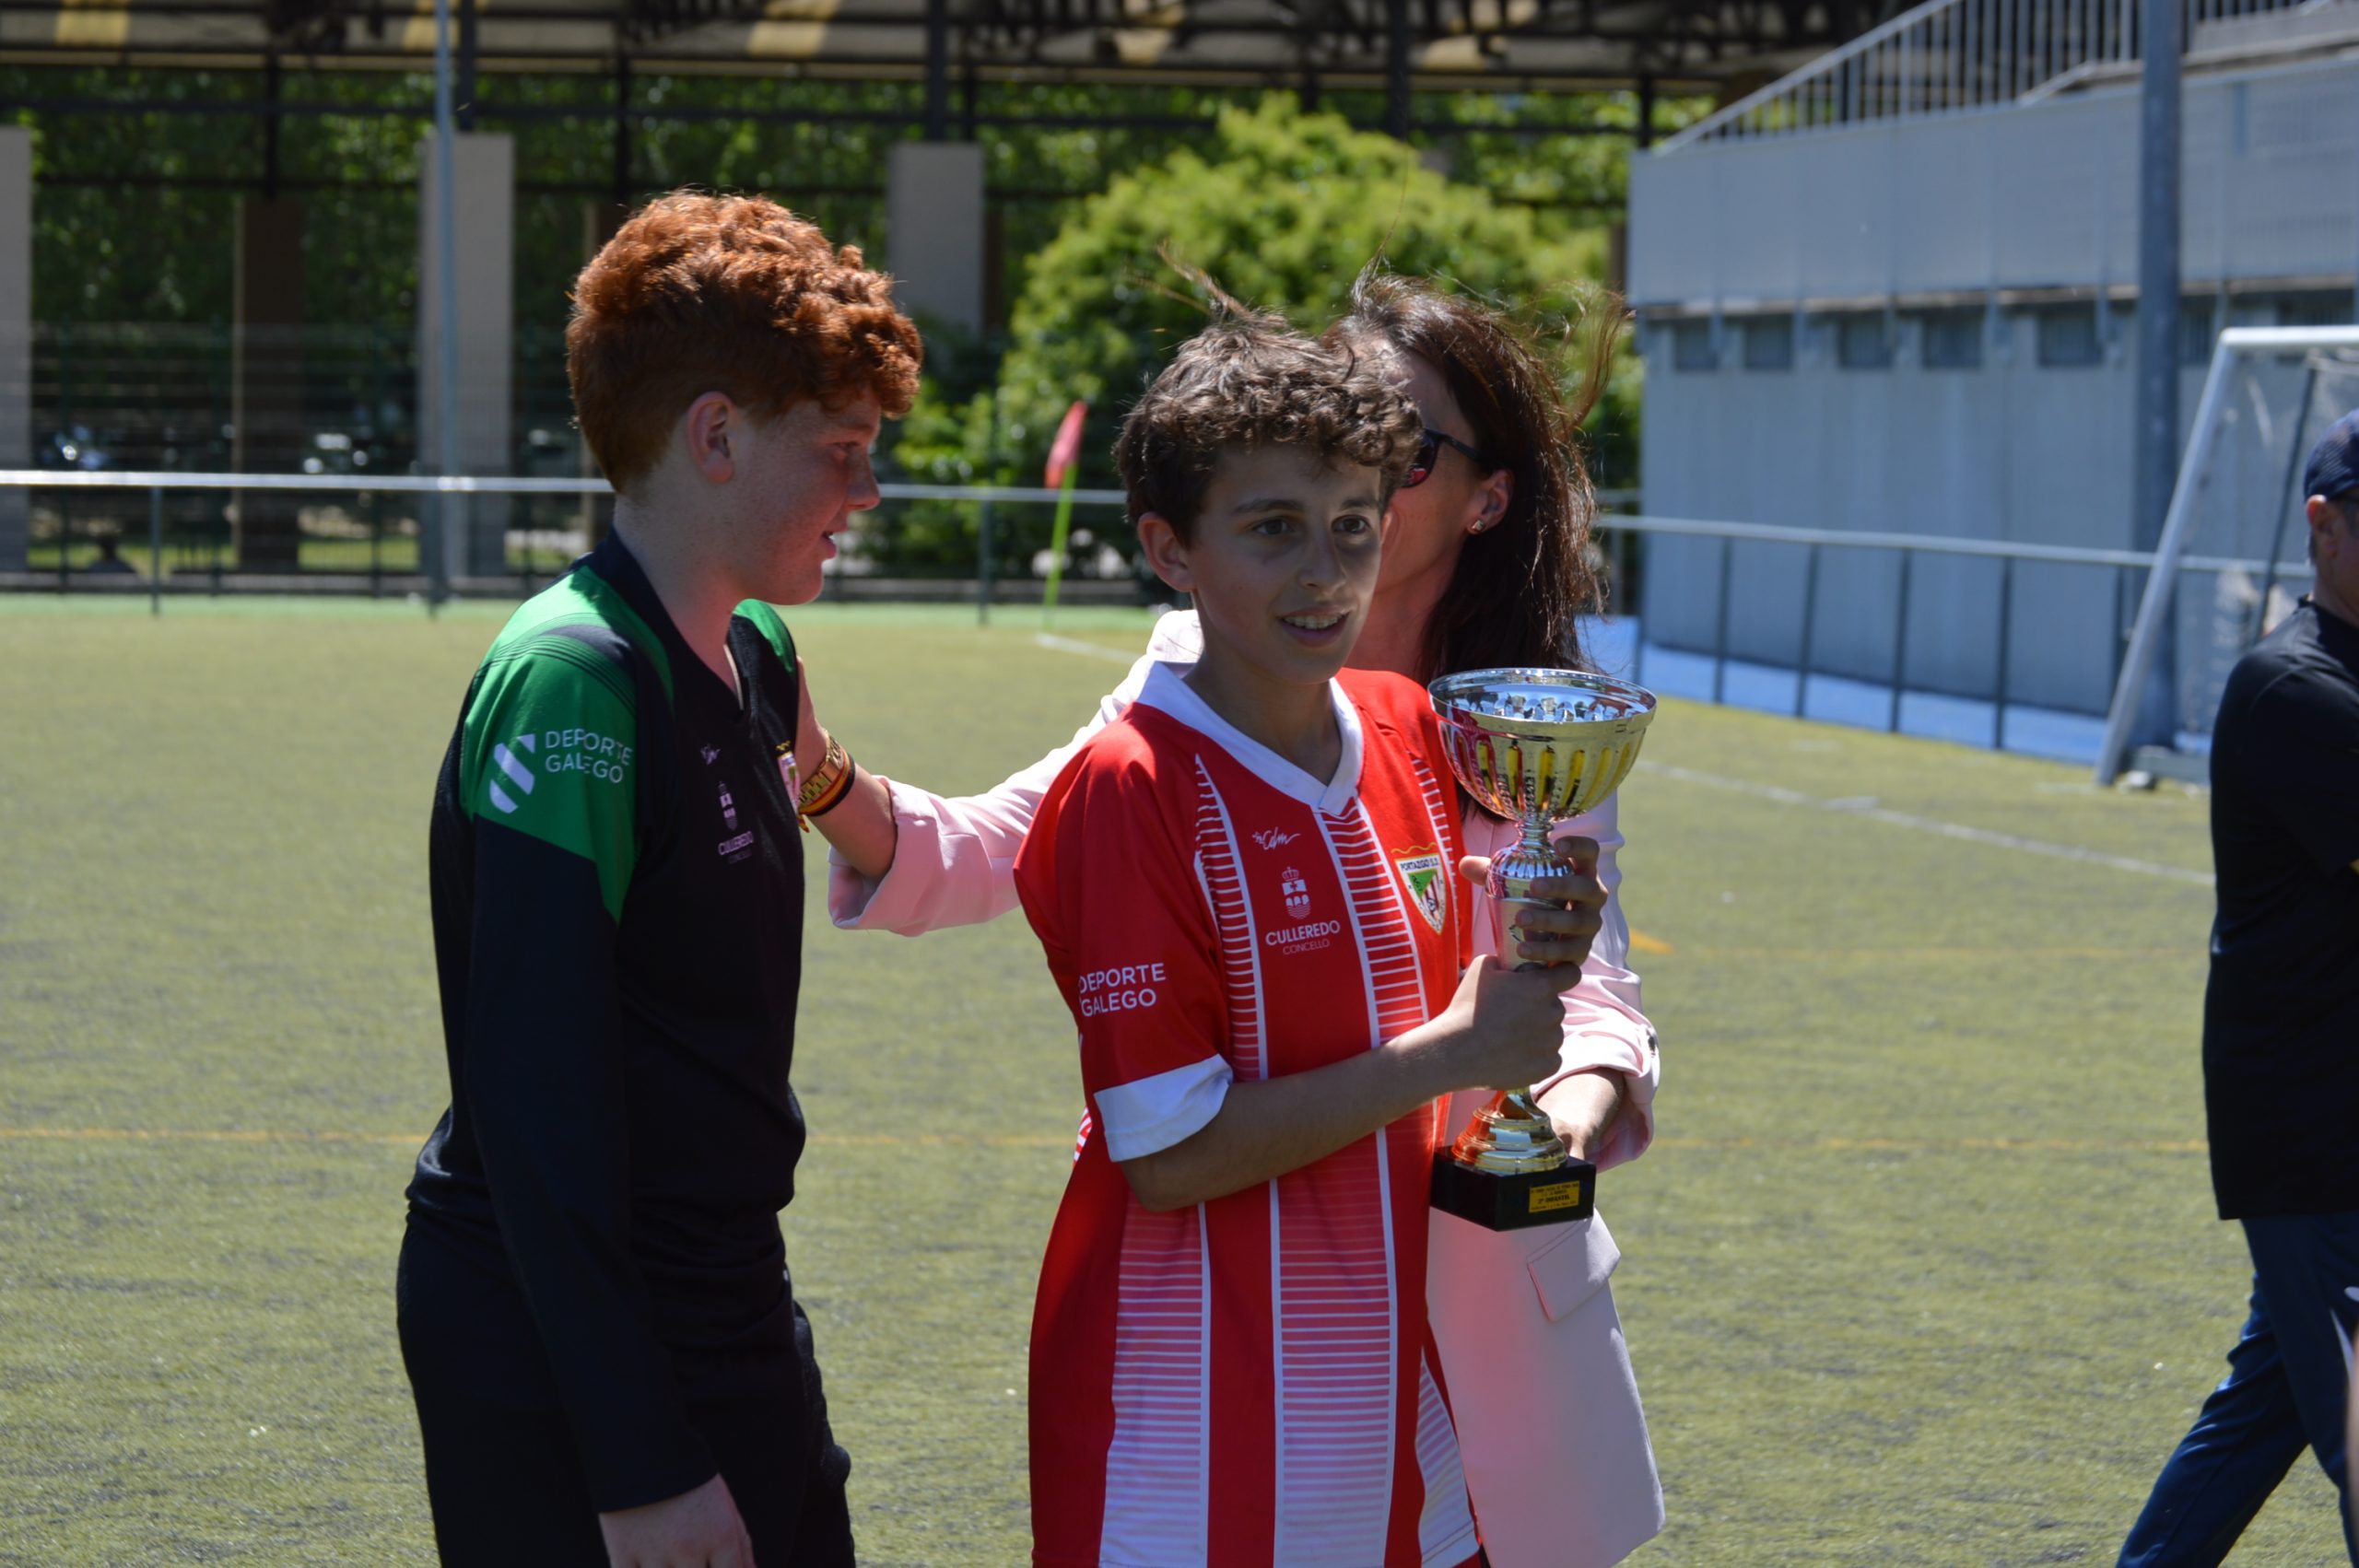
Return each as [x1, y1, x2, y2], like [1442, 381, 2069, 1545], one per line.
[4, 468, 2309, 764]
[1613, 512, 2258, 752]
[0, 470, 1139, 614]
[1661, 0, 2314, 148]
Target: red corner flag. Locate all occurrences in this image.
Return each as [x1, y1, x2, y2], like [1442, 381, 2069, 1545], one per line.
[1044, 401, 1088, 489]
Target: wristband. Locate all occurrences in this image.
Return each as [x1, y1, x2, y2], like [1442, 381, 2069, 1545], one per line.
[804, 762, 858, 819]
[796, 732, 848, 811]
[795, 732, 855, 829]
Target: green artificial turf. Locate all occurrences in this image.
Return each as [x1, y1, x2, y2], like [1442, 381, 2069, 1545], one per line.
[0, 596, 2341, 1564]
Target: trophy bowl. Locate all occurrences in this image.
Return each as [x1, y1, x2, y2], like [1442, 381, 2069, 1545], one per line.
[1426, 667, 1658, 1230]
[1428, 667, 1656, 833]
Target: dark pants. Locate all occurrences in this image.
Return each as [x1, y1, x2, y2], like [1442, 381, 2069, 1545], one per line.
[2117, 1211, 2359, 1568]
[398, 1222, 855, 1567]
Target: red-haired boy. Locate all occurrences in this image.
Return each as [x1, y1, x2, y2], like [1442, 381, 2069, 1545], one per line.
[398, 193, 920, 1567]
[1015, 318, 1584, 1565]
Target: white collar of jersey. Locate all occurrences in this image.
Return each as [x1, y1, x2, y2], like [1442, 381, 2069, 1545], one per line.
[1135, 661, 1364, 813]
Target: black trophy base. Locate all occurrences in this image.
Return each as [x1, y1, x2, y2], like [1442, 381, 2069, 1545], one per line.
[1429, 1153, 1597, 1231]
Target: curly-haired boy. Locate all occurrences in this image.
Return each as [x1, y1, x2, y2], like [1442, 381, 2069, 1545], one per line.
[399, 192, 919, 1568]
[1015, 317, 1583, 1565]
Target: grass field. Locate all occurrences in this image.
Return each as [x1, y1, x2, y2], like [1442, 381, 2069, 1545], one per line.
[0, 595, 2343, 1566]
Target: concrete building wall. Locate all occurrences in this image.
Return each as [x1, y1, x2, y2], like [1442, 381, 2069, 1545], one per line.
[1632, 57, 2358, 309]
[1626, 53, 2359, 716]
[1638, 312, 2154, 712]
[886, 143, 985, 338]
[417, 132, 516, 579]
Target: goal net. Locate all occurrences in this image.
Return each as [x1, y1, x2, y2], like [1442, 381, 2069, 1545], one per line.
[2097, 325, 2359, 783]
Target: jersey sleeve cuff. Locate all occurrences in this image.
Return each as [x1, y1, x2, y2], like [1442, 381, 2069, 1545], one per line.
[569, 1381, 720, 1513]
[584, 1447, 722, 1516]
[1095, 1057, 1233, 1163]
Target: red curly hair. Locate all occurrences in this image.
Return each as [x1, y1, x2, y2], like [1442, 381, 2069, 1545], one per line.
[567, 192, 923, 492]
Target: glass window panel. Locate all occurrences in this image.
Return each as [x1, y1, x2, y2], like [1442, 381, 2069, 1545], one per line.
[1837, 314, 1892, 369]
[1742, 317, 1794, 370]
[1919, 309, 1984, 369]
[1673, 319, 1719, 371]
[2036, 306, 2103, 368]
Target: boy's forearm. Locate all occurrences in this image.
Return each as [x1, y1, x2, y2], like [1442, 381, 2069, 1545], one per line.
[1122, 1024, 1460, 1211]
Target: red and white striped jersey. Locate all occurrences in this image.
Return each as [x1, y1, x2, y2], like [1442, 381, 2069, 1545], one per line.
[1015, 662, 1480, 1568]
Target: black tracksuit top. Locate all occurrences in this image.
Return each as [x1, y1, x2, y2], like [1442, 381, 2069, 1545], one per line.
[407, 532, 809, 1510]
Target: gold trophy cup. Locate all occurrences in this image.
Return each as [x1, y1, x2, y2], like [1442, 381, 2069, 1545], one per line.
[1427, 667, 1657, 1231]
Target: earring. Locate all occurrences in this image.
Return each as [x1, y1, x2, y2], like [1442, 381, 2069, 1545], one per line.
[1468, 520, 1487, 535]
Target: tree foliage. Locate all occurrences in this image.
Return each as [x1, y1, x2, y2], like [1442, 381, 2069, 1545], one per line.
[6, 71, 1661, 527]
[880, 95, 1627, 574]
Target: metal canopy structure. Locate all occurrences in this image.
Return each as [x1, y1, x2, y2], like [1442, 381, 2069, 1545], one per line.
[0, 0, 1907, 591]
[2, 0, 1891, 101]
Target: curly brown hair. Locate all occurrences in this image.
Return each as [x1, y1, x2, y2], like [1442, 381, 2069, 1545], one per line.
[1327, 269, 1624, 680]
[566, 192, 923, 493]
[1114, 313, 1422, 543]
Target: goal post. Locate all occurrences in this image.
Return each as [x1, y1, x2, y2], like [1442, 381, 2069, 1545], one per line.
[2095, 324, 2359, 785]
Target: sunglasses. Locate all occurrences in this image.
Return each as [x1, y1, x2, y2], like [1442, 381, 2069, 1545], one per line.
[1402, 427, 1493, 490]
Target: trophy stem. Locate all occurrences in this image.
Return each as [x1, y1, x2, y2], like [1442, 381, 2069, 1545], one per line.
[1516, 814, 1555, 863]
[1489, 814, 1561, 964]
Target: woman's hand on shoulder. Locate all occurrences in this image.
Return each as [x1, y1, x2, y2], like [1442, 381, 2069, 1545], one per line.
[793, 656, 823, 777]
[792, 656, 898, 880]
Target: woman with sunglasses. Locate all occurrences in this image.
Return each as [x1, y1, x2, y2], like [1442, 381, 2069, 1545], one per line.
[802, 271, 1663, 1568]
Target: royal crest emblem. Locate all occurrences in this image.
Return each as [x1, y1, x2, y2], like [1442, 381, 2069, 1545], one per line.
[1280, 866, 1311, 919]
[1392, 848, 1449, 934]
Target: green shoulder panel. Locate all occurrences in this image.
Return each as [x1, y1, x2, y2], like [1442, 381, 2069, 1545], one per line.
[736, 600, 797, 674]
[458, 565, 669, 923]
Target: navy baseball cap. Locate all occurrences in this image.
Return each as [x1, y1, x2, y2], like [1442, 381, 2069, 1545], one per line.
[2303, 410, 2359, 502]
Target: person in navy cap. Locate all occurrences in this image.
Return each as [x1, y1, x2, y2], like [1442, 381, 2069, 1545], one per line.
[2114, 409, 2359, 1567]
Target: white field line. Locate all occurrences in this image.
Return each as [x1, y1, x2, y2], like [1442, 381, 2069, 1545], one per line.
[1034, 632, 1140, 665]
[1638, 762, 2214, 888]
[1017, 637, 2212, 888]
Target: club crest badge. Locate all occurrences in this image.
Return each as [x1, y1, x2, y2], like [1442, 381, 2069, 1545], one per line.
[1392, 848, 1449, 934]
[1281, 866, 1312, 919]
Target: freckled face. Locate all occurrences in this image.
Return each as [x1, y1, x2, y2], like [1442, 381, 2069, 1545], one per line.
[730, 394, 883, 605]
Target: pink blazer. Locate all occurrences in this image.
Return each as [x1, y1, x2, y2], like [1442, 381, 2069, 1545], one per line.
[1432, 804, 1664, 1568]
[829, 613, 1665, 1567]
